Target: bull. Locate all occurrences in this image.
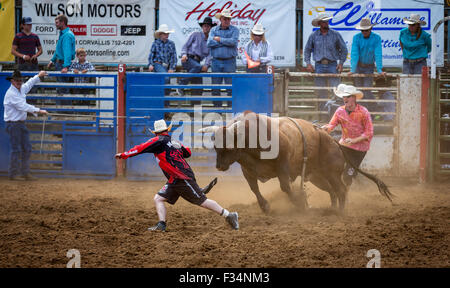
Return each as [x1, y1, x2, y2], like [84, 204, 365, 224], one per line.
[199, 111, 392, 213]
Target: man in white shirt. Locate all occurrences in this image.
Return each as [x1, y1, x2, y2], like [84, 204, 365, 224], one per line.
[242, 23, 274, 73]
[3, 70, 48, 180]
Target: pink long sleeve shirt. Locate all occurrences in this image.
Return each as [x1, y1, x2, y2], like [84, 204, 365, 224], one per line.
[328, 104, 374, 152]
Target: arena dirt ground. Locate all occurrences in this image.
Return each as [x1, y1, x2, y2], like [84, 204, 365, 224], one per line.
[0, 175, 449, 268]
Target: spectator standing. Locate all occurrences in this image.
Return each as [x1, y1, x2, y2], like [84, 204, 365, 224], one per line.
[304, 12, 348, 121]
[349, 17, 386, 114]
[47, 14, 76, 95]
[207, 9, 239, 107]
[3, 70, 48, 181]
[11, 17, 42, 72]
[148, 24, 177, 96]
[241, 23, 274, 73]
[178, 17, 216, 100]
[399, 14, 431, 74]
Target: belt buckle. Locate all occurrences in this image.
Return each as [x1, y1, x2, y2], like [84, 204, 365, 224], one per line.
[321, 59, 329, 65]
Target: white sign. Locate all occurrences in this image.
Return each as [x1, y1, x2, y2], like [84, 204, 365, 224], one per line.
[159, 0, 296, 67]
[303, 0, 444, 67]
[22, 0, 155, 64]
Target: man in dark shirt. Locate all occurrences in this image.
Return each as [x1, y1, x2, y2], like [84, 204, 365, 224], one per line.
[115, 119, 239, 232]
[11, 17, 42, 72]
[178, 17, 216, 99]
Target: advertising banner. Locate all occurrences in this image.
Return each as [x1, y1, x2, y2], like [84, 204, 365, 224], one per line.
[303, 0, 444, 67]
[0, 0, 15, 62]
[22, 0, 155, 64]
[159, 0, 296, 67]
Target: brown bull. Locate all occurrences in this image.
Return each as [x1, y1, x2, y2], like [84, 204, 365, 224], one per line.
[199, 111, 392, 213]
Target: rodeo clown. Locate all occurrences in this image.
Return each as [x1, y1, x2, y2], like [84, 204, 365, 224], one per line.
[115, 119, 239, 231]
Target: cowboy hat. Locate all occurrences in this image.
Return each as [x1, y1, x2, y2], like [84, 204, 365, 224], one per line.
[355, 17, 377, 30]
[333, 84, 364, 99]
[312, 12, 333, 27]
[154, 24, 175, 38]
[403, 14, 426, 26]
[251, 23, 265, 35]
[149, 119, 172, 134]
[215, 9, 233, 19]
[6, 70, 23, 81]
[199, 17, 217, 27]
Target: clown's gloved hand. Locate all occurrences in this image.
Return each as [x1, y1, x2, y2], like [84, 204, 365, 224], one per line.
[171, 141, 182, 149]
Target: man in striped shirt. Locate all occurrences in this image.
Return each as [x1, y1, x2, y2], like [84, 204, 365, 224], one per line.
[11, 17, 42, 72]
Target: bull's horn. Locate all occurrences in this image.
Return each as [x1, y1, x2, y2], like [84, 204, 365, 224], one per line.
[198, 126, 221, 133]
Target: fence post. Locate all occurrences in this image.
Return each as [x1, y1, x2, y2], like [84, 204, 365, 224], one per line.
[420, 66, 430, 183]
[284, 69, 289, 116]
[117, 63, 126, 177]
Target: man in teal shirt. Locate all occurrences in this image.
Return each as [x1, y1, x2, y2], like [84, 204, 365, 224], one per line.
[349, 17, 386, 113]
[399, 14, 431, 74]
[47, 14, 75, 95]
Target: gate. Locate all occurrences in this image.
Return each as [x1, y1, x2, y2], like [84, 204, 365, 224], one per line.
[430, 69, 450, 180]
[283, 72, 401, 176]
[0, 71, 118, 179]
[124, 72, 273, 180]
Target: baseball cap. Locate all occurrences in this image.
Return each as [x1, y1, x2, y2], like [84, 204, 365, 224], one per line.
[22, 17, 33, 25]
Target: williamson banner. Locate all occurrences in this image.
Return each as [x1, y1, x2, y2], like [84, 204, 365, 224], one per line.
[303, 0, 444, 67]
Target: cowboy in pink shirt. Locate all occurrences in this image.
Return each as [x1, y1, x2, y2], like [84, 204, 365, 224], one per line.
[322, 84, 374, 184]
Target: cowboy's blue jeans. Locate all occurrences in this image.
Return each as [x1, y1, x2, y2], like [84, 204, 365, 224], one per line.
[314, 62, 340, 121]
[55, 61, 70, 94]
[402, 58, 427, 74]
[211, 58, 235, 107]
[6, 122, 32, 177]
[153, 63, 171, 95]
[354, 65, 375, 111]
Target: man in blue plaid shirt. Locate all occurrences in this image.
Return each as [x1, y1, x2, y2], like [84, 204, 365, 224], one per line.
[69, 48, 95, 84]
[148, 24, 177, 96]
[148, 24, 177, 73]
[69, 48, 95, 96]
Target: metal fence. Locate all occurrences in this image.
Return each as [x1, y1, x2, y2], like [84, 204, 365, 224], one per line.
[123, 72, 274, 180]
[0, 71, 118, 179]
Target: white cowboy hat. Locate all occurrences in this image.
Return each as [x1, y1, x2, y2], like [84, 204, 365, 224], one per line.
[251, 23, 265, 35]
[333, 84, 364, 99]
[215, 8, 233, 19]
[403, 14, 426, 26]
[149, 119, 172, 134]
[355, 17, 377, 30]
[312, 12, 333, 27]
[154, 24, 175, 38]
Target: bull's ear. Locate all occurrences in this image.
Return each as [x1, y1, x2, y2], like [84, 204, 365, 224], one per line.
[198, 126, 221, 133]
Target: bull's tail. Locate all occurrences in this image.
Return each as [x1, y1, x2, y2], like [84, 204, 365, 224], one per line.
[334, 139, 394, 202]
